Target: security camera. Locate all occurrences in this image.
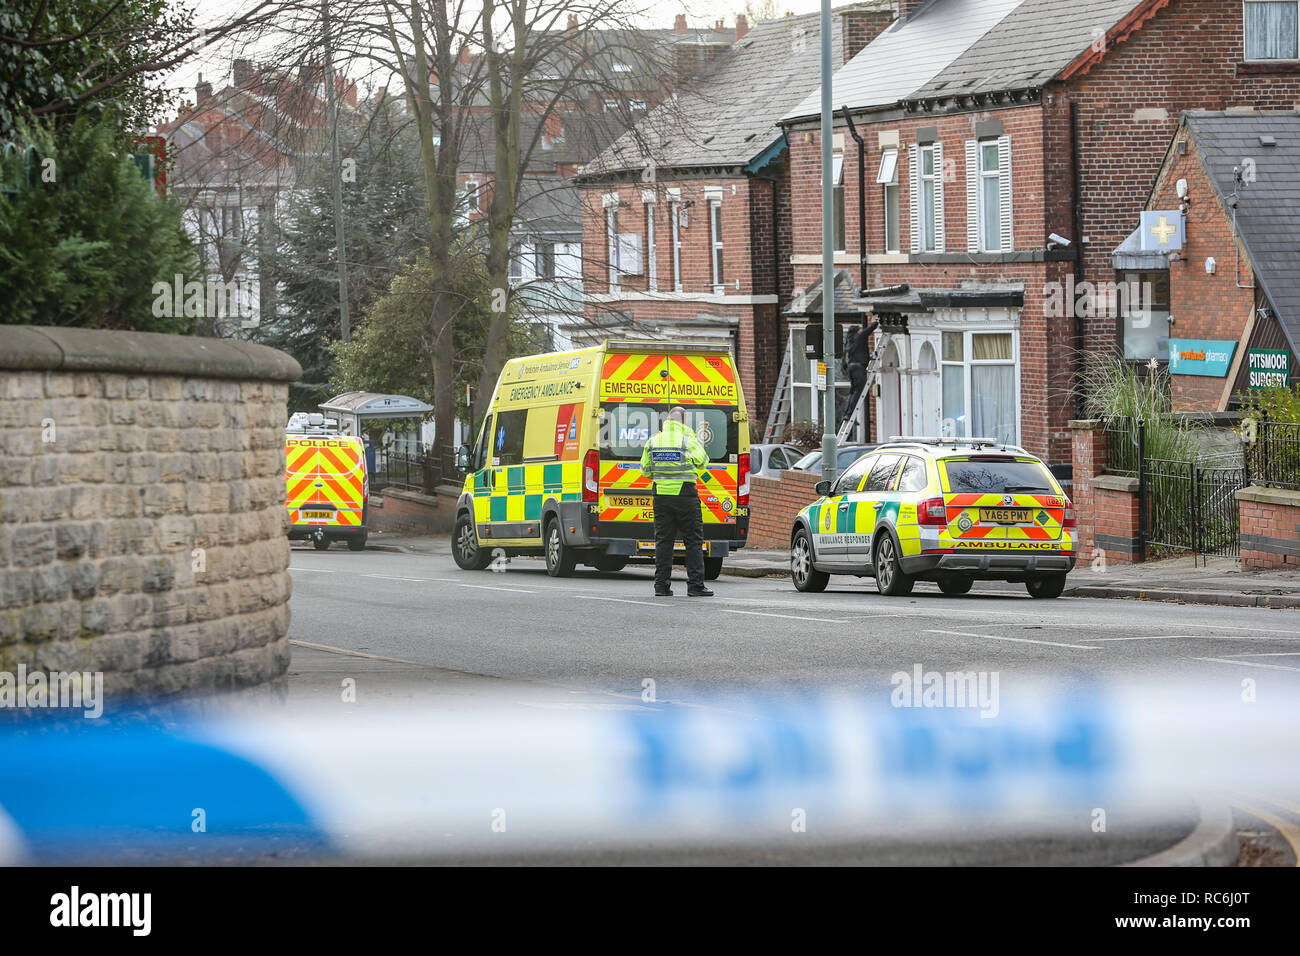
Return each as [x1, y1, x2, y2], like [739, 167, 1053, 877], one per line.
[1046, 233, 1071, 250]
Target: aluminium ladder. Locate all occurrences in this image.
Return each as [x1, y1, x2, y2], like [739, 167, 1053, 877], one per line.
[835, 330, 895, 444]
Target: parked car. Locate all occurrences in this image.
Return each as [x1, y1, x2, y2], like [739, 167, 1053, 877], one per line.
[749, 443, 806, 479]
[790, 444, 876, 475]
[788, 438, 1077, 598]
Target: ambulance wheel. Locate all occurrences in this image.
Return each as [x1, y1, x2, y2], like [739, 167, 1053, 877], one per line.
[347, 532, 367, 552]
[704, 557, 724, 581]
[790, 529, 828, 593]
[873, 534, 914, 596]
[313, 537, 330, 551]
[1026, 572, 1066, 599]
[937, 574, 972, 595]
[593, 554, 628, 573]
[545, 519, 577, 577]
[453, 514, 491, 570]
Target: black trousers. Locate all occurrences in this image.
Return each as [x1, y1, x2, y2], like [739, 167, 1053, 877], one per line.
[839, 361, 868, 423]
[653, 485, 704, 590]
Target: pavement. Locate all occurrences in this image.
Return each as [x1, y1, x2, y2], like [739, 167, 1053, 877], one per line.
[362, 529, 1300, 609]
[274, 539, 1300, 865]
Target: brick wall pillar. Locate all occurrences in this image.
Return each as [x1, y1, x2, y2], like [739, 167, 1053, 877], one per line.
[1070, 420, 1105, 556]
[1071, 418, 1142, 565]
[1237, 486, 1300, 569]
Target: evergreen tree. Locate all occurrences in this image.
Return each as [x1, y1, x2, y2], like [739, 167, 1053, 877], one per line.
[0, 114, 196, 329]
[256, 96, 430, 411]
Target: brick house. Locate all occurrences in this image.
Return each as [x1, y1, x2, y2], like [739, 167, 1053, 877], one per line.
[450, 15, 740, 351]
[574, 5, 895, 420]
[163, 60, 356, 329]
[777, 0, 1300, 470]
[1122, 110, 1297, 410]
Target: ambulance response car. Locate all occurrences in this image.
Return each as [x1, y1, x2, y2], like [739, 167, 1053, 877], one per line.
[789, 438, 1076, 598]
[285, 433, 369, 551]
[452, 340, 751, 578]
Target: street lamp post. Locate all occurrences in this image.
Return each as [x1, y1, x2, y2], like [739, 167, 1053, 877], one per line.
[819, 0, 838, 485]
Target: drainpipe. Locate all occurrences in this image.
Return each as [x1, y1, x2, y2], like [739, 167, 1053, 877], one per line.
[1069, 101, 1085, 420]
[841, 106, 867, 291]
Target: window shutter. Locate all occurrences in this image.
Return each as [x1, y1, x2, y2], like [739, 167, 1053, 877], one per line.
[909, 145, 920, 254]
[965, 140, 978, 253]
[933, 142, 946, 253]
[998, 135, 1013, 251]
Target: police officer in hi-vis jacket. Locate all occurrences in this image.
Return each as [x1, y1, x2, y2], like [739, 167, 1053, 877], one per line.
[639, 406, 712, 598]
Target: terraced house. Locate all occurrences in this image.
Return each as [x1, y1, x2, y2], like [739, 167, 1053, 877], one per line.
[774, 0, 1300, 472]
[575, 5, 896, 416]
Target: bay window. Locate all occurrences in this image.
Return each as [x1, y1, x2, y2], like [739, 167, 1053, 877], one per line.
[940, 330, 1018, 445]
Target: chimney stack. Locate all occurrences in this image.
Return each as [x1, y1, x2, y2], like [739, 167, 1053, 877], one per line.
[674, 13, 687, 34]
[566, 13, 579, 35]
[899, 0, 929, 20]
[735, 14, 749, 41]
[232, 58, 256, 91]
[195, 73, 212, 105]
[842, 5, 897, 63]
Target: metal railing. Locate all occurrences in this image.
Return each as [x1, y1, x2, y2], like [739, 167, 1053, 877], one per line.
[1103, 419, 1143, 478]
[1249, 420, 1300, 491]
[372, 444, 463, 493]
[1102, 418, 1246, 558]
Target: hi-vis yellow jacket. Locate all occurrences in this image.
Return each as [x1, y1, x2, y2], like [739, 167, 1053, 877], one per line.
[639, 420, 708, 495]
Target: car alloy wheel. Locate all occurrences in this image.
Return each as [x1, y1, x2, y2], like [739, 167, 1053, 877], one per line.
[877, 538, 895, 588]
[545, 519, 576, 577]
[453, 514, 490, 570]
[874, 533, 914, 596]
[790, 530, 828, 593]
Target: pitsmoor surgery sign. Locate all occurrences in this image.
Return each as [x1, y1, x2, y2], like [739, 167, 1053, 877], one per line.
[1247, 349, 1291, 389]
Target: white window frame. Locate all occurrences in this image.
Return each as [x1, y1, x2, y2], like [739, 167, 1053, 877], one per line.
[1244, 0, 1300, 61]
[457, 179, 480, 225]
[644, 200, 658, 291]
[877, 150, 900, 254]
[832, 151, 846, 254]
[670, 201, 683, 291]
[606, 207, 619, 289]
[939, 328, 1020, 445]
[910, 143, 944, 253]
[978, 141, 1001, 252]
[709, 198, 724, 293]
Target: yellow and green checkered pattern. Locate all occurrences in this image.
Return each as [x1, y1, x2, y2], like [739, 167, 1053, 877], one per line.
[465, 461, 582, 535]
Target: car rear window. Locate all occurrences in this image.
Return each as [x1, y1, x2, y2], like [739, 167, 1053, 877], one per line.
[942, 457, 1055, 493]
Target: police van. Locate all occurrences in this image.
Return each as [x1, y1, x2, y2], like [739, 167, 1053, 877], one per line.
[452, 340, 751, 578]
[285, 419, 369, 551]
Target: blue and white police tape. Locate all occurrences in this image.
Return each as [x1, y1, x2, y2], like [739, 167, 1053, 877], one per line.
[2, 682, 1299, 861]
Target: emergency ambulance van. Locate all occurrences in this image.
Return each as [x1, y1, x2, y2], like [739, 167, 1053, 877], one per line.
[285, 433, 369, 551]
[452, 340, 751, 578]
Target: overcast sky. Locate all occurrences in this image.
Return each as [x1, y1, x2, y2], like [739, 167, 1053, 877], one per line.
[164, 0, 826, 117]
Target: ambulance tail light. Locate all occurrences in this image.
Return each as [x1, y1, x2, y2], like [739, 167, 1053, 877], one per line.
[1063, 499, 1077, 528]
[583, 449, 600, 502]
[917, 496, 947, 526]
[737, 453, 750, 506]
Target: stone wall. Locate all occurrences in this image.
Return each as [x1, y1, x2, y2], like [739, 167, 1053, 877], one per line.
[0, 326, 301, 701]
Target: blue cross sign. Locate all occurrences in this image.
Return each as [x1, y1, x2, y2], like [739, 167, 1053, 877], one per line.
[496, 425, 506, 450]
